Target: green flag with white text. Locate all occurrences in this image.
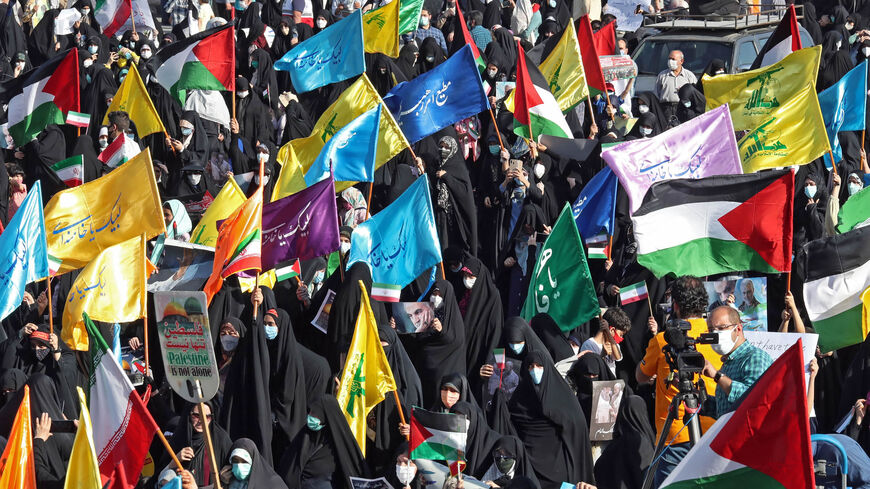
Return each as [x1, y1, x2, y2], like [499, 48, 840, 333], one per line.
[521, 204, 599, 331]
[399, 0, 425, 34]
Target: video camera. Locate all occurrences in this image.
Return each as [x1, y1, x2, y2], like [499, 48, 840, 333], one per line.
[662, 319, 717, 376]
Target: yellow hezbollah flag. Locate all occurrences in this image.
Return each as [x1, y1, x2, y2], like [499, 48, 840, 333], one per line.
[703, 46, 821, 131]
[101, 64, 166, 137]
[45, 149, 164, 274]
[64, 387, 101, 489]
[738, 83, 830, 173]
[275, 74, 409, 198]
[336, 281, 397, 455]
[862, 286, 870, 343]
[363, 0, 400, 58]
[191, 178, 247, 247]
[62, 235, 147, 350]
[537, 20, 588, 112]
[0, 385, 36, 489]
[271, 143, 307, 201]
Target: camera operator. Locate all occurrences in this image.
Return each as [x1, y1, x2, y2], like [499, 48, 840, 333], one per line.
[635, 276, 722, 488]
[702, 306, 772, 418]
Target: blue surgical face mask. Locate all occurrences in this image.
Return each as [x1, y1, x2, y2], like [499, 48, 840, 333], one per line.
[849, 182, 862, 195]
[530, 367, 544, 384]
[88, 45, 98, 54]
[804, 185, 817, 199]
[264, 325, 278, 340]
[181, 127, 193, 136]
[232, 462, 251, 480]
[509, 342, 524, 354]
[251, 60, 259, 69]
[313, 270, 325, 284]
[307, 415, 324, 431]
[548, 0, 556, 6]
[489, 144, 500, 155]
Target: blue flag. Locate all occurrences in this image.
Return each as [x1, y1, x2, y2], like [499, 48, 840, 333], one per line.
[572, 167, 618, 240]
[274, 10, 365, 93]
[347, 175, 442, 287]
[305, 104, 381, 186]
[0, 180, 48, 320]
[383, 44, 489, 143]
[819, 60, 867, 168]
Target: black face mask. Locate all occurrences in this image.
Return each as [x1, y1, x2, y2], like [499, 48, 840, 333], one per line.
[495, 457, 515, 474]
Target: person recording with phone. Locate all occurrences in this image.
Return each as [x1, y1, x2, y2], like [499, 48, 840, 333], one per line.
[702, 306, 772, 418]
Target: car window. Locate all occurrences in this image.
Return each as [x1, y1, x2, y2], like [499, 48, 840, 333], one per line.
[736, 40, 758, 71]
[633, 40, 732, 76]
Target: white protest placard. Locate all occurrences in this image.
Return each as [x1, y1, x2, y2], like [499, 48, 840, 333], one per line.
[603, 0, 651, 32]
[744, 331, 818, 380]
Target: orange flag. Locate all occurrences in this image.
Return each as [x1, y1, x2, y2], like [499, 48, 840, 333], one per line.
[203, 186, 263, 303]
[0, 385, 36, 489]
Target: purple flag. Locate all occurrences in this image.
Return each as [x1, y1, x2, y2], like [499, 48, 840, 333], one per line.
[261, 176, 340, 270]
[602, 104, 743, 214]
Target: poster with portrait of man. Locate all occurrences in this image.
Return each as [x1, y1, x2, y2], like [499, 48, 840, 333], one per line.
[704, 276, 768, 331]
[391, 302, 435, 333]
[590, 380, 625, 441]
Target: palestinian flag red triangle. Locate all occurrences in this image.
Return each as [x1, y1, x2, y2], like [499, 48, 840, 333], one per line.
[409, 408, 468, 461]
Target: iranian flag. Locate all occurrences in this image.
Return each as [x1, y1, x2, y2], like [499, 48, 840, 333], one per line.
[371, 283, 401, 302]
[83, 312, 157, 487]
[5, 49, 79, 146]
[149, 24, 235, 100]
[410, 408, 467, 461]
[513, 41, 572, 140]
[798, 225, 870, 352]
[51, 155, 84, 187]
[98, 132, 140, 168]
[661, 340, 814, 489]
[619, 281, 648, 304]
[95, 0, 155, 38]
[633, 170, 794, 278]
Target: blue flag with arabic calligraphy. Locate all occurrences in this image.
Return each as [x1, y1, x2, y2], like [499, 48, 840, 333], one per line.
[274, 9, 365, 93]
[819, 60, 867, 168]
[383, 44, 489, 143]
[347, 175, 442, 287]
[0, 181, 48, 320]
[572, 166, 618, 240]
[305, 105, 381, 186]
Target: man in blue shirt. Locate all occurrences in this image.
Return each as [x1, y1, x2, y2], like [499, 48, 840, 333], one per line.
[467, 10, 492, 52]
[702, 305, 773, 418]
[403, 8, 448, 53]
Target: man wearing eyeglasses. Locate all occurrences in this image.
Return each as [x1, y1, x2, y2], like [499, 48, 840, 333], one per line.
[702, 305, 773, 418]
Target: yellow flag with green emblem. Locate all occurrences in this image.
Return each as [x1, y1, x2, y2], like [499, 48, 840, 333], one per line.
[273, 74, 409, 197]
[102, 64, 166, 137]
[538, 20, 588, 112]
[738, 83, 830, 173]
[363, 0, 400, 57]
[336, 281, 398, 455]
[703, 46, 821, 131]
[190, 178, 247, 247]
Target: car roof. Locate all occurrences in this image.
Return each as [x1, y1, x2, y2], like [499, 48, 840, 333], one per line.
[637, 26, 775, 43]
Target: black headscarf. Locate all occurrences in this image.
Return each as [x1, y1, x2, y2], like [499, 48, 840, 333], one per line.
[266, 308, 308, 457]
[166, 401, 233, 487]
[503, 317, 551, 364]
[0, 368, 26, 409]
[326, 262, 373, 372]
[593, 395, 655, 489]
[70, 134, 103, 183]
[696, 58, 725, 93]
[454, 256, 503, 384]
[431, 372, 474, 411]
[508, 350, 594, 486]
[450, 401, 503, 478]
[819, 30, 854, 90]
[802, 3, 824, 45]
[280, 394, 370, 488]
[529, 313, 575, 363]
[367, 53, 408, 96]
[396, 43, 420, 79]
[625, 112, 661, 141]
[248, 47, 280, 113]
[567, 352, 616, 426]
[631, 92, 669, 132]
[676, 83, 706, 123]
[227, 438, 288, 488]
[419, 37, 447, 73]
[485, 28, 519, 76]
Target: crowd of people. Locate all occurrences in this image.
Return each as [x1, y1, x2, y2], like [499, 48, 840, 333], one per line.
[0, 0, 869, 487]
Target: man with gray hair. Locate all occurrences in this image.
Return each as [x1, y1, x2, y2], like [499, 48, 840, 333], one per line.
[655, 50, 697, 120]
[702, 305, 773, 418]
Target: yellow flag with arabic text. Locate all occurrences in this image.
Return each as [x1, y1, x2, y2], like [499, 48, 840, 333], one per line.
[61, 235, 147, 350]
[336, 281, 397, 455]
[363, 0, 400, 57]
[190, 178, 247, 247]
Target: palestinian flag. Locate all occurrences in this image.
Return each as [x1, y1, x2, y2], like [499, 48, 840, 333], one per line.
[750, 4, 802, 70]
[592, 20, 616, 56]
[577, 15, 608, 96]
[371, 283, 401, 302]
[798, 225, 870, 352]
[51, 155, 84, 187]
[837, 186, 870, 233]
[98, 132, 140, 168]
[513, 42, 572, 140]
[452, 2, 485, 72]
[149, 23, 235, 101]
[585, 233, 609, 259]
[83, 312, 157, 487]
[661, 341, 813, 489]
[2, 49, 79, 146]
[619, 281, 648, 304]
[633, 170, 794, 278]
[410, 408, 467, 461]
[275, 259, 301, 282]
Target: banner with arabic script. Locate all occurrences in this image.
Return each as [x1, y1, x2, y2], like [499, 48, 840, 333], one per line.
[384, 44, 489, 143]
[261, 175, 340, 270]
[601, 104, 743, 214]
[45, 149, 164, 275]
[154, 291, 220, 403]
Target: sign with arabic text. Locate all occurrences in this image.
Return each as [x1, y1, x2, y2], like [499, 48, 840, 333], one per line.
[154, 291, 219, 403]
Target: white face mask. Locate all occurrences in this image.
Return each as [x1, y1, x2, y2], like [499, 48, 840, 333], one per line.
[836, 41, 842, 51]
[682, 100, 692, 108]
[571, 344, 580, 355]
[463, 276, 476, 289]
[715, 69, 726, 75]
[530, 367, 544, 384]
[667, 59, 679, 71]
[619, 48, 628, 55]
[864, 47, 870, 57]
[237, 90, 249, 99]
[188, 174, 202, 186]
[640, 126, 652, 136]
[396, 465, 416, 485]
[533, 163, 545, 179]
[420, 16, 430, 27]
[638, 104, 649, 114]
[711, 328, 735, 356]
[316, 18, 327, 28]
[140, 49, 152, 59]
[258, 153, 269, 162]
[487, 68, 497, 78]
[83, 58, 93, 68]
[430, 294, 443, 309]
[849, 182, 863, 195]
[340, 241, 351, 254]
[221, 334, 239, 352]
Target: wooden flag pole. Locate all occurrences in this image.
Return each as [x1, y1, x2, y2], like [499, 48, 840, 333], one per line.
[143, 302, 150, 380]
[488, 107, 505, 152]
[647, 294, 655, 320]
[199, 402, 223, 489]
[46, 277, 53, 336]
[392, 390, 409, 441]
[829, 150, 839, 176]
[366, 181, 374, 217]
[129, 0, 136, 34]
